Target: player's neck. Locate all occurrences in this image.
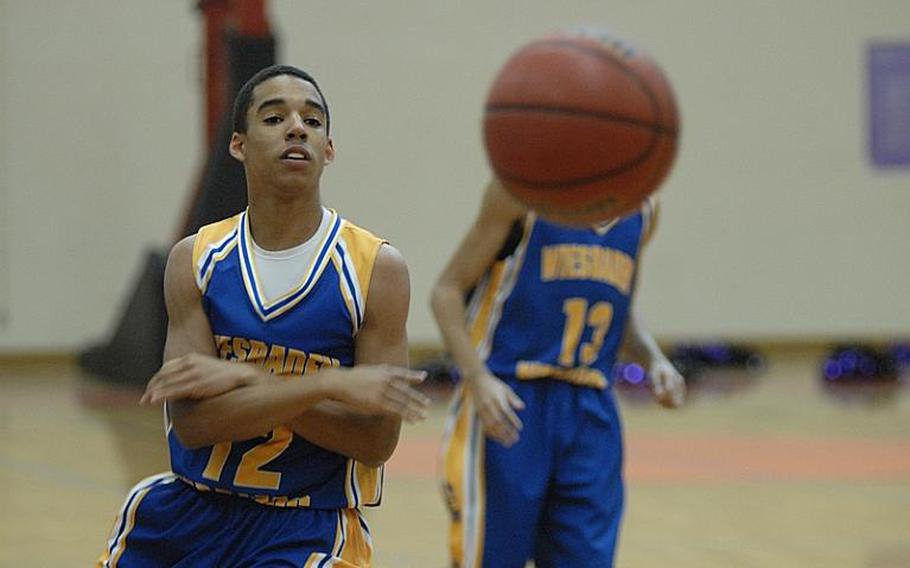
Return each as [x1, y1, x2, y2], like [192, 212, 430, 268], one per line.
[247, 191, 324, 251]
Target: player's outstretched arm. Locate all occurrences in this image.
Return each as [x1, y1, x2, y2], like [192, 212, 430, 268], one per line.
[286, 244, 427, 467]
[430, 180, 528, 447]
[618, 199, 685, 408]
[149, 238, 429, 450]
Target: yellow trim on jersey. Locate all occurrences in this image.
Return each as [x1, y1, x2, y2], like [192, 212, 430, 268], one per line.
[300, 511, 371, 567]
[441, 389, 486, 568]
[475, 442, 486, 568]
[339, 509, 374, 566]
[245, 208, 339, 308]
[468, 263, 506, 348]
[468, 214, 535, 360]
[331, 255, 360, 335]
[343, 459, 357, 506]
[342, 459, 382, 508]
[193, 214, 242, 293]
[304, 553, 328, 568]
[176, 474, 312, 507]
[331, 510, 347, 559]
[337, 221, 386, 309]
[356, 462, 382, 506]
[238, 209, 343, 321]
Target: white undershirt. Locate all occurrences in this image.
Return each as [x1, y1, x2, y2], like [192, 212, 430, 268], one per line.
[250, 208, 331, 303]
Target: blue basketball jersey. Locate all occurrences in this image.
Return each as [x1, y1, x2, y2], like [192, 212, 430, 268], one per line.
[167, 208, 386, 509]
[468, 200, 656, 389]
[443, 201, 656, 567]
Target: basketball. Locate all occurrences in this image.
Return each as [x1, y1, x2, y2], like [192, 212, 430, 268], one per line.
[483, 30, 679, 225]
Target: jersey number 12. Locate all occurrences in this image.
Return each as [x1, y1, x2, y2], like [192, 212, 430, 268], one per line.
[202, 428, 293, 491]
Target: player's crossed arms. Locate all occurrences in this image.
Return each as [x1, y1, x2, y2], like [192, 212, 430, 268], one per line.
[142, 353, 430, 423]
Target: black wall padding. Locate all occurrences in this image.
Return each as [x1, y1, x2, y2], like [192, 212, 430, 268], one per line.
[78, 250, 168, 385]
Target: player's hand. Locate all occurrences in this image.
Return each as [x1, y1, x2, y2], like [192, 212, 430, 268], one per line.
[466, 371, 525, 447]
[329, 365, 431, 423]
[649, 357, 686, 408]
[141, 353, 262, 405]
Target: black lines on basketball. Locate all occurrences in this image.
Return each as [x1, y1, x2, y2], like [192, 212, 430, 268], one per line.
[529, 39, 669, 133]
[485, 104, 678, 136]
[483, 31, 679, 225]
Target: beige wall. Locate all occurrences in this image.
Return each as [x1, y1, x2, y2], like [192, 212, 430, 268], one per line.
[1, 0, 908, 351]
[0, 0, 9, 327]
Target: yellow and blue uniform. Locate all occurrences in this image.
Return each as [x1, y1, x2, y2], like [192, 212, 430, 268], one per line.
[442, 200, 656, 568]
[100, 209, 384, 568]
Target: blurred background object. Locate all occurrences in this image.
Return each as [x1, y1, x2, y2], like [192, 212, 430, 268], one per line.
[821, 344, 898, 384]
[819, 342, 910, 407]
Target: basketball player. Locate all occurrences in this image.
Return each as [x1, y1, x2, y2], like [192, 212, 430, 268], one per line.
[98, 65, 429, 567]
[432, 180, 685, 567]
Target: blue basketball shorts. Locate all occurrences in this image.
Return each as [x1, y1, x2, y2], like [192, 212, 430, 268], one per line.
[442, 378, 625, 568]
[98, 473, 372, 567]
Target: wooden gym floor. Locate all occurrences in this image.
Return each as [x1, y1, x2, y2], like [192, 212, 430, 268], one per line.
[1, 346, 909, 567]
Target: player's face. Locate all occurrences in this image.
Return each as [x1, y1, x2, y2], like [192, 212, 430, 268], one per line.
[229, 75, 334, 191]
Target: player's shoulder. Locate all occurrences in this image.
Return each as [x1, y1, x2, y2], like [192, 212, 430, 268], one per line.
[194, 213, 243, 249]
[336, 213, 389, 273]
[172, 213, 244, 292]
[169, 234, 195, 260]
[480, 179, 528, 227]
[163, 236, 200, 297]
[373, 242, 408, 277]
[339, 214, 387, 249]
[362, 242, 409, 323]
[191, 213, 242, 260]
[333, 212, 401, 304]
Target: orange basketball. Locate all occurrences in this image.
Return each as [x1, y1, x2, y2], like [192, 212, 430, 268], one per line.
[483, 30, 679, 225]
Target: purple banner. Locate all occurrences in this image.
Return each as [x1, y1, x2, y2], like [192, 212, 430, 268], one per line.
[868, 42, 910, 168]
